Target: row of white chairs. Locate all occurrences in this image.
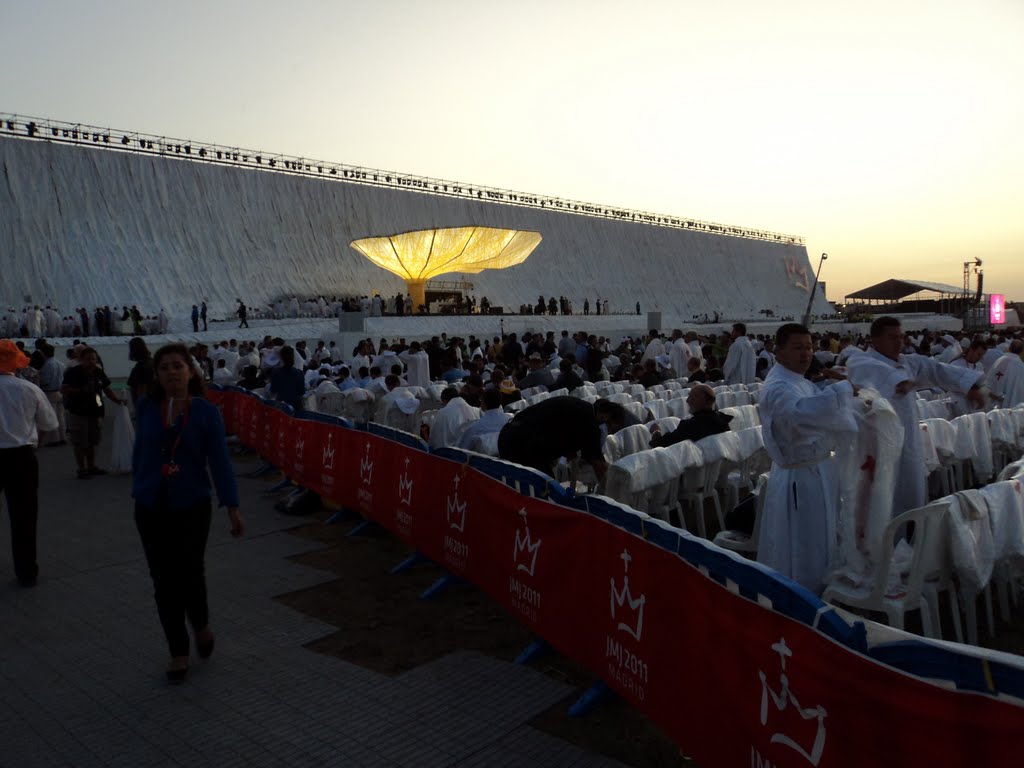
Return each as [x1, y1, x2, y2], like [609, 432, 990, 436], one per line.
[824, 463, 1024, 646]
[921, 407, 1024, 496]
[603, 427, 770, 539]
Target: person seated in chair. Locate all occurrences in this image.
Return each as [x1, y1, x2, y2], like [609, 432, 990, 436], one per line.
[648, 384, 732, 447]
[593, 398, 641, 434]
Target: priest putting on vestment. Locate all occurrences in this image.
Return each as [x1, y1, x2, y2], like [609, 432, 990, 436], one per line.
[846, 316, 985, 518]
[756, 323, 859, 595]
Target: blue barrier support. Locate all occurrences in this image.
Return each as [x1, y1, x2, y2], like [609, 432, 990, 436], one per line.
[514, 638, 550, 666]
[390, 550, 429, 575]
[568, 681, 614, 717]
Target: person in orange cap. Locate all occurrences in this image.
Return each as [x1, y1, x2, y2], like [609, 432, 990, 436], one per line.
[0, 340, 58, 587]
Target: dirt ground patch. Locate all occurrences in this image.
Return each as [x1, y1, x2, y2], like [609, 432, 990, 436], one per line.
[274, 507, 692, 767]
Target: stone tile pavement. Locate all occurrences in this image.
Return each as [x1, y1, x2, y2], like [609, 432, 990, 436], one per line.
[0, 447, 629, 768]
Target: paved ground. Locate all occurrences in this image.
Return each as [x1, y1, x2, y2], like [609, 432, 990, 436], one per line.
[0, 446, 628, 768]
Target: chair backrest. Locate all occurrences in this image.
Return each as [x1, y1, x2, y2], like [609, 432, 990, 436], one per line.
[666, 398, 690, 419]
[627, 383, 646, 397]
[548, 387, 569, 398]
[622, 401, 646, 423]
[950, 412, 994, 482]
[607, 392, 632, 405]
[921, 417, 957, 458]
[526, 391, 552, 406]
[341, 387, 374, 422]
[317, 390, 346, 417]
[719, 404, 760, 431]
[468, 431, 501, 457]
[988, 408, 1018, 448]
[519, 385, 548, 400]
[643, 398, 669, 422]
[650, 416, 680, 434]
[607, 424, 654, 462]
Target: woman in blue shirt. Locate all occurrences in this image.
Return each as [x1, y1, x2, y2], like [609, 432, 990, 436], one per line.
[132, 343, 244, 682]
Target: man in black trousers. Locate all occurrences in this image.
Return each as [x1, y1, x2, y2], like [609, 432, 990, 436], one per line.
[0, 340, 58, 587]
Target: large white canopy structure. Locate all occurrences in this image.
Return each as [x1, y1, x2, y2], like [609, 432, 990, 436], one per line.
[350, 227, 542, 313]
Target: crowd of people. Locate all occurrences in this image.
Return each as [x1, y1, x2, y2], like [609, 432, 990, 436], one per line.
[3, 304, 171, 338]
[2, 317, 1022, 681]
[0, 335, 243, 683]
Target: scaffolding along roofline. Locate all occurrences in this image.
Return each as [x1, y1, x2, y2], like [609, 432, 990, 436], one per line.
[0, 113, 805, 247]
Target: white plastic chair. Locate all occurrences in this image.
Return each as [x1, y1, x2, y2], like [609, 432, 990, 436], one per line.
[823, 501, 952, 638]
[922, 418, 963, 496]
[604, 448, 683, 520]
[987, 409, 1018, 475]
[317, 390, 347, 417]
[722, 426, 767, 511]
[951, 412, 994, 486]
[649, 416, 680, 434]
[340, 387, 375, 423]
[719, 404, 760, 432]
[666, 398, 690, 420]
[468, 431, 501, 457]
[675, 436, 725, 538]
[643, 399, 669, 422]
[713, 472, 768, 556]
[604, 424, 654, 463]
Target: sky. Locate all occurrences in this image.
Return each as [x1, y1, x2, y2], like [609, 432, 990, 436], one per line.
[2, 0, 1022, 301]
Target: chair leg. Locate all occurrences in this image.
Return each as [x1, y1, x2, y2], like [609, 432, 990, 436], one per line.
[922, 587, 943, 640]
[947, 582, 963, 645]
[711, 493, 725, 533]
[984, 584, 996, 637]
[919, 600, 937, 640]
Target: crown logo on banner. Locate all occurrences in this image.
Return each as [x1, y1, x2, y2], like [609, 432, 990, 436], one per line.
[398, 456, 413, 506]
[446, 473, 467, 532]
[360, 441, 373, 485]
[758, 638, 828, 766]
[322, 432, 335, 471]
[294, 435, 305, 461]
[513, 508, 541, 577]
[610, 549, 645, 641]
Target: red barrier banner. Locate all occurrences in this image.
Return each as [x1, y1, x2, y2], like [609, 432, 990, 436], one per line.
[219, 391, 1024, 767]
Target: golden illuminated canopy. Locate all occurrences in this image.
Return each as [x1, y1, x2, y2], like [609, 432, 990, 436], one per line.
[351, 226, 541, 282]
[350, 227, 542, 313]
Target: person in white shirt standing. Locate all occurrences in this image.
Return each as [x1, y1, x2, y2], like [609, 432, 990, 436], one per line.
[723, 323, 756, 385]
[0, 340, 58, 587]
[756, 324, 859, 594]
[398, 341, 431, 388]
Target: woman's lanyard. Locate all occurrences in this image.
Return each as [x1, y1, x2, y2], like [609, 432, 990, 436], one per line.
[161, 398, 190, 478]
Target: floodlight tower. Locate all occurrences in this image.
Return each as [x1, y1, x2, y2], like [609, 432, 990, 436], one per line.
[801, 253, 828, 328]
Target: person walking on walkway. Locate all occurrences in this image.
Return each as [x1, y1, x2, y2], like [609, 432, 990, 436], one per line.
[0, 340, 58, 587]
[61, 348, 125, 478]
[132, 343, 244, 681]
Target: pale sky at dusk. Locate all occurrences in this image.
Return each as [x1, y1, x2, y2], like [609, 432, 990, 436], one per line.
[2, 0, 1021, 301]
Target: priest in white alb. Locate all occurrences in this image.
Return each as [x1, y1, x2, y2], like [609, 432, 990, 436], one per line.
[723, 322, 756, 385]
[756, 323, 859, 594]
[846, 316, 985, 517]
[987, 340, 1024, 408]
